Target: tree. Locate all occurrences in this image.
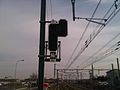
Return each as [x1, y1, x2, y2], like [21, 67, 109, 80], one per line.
[29, 73, 37, 80]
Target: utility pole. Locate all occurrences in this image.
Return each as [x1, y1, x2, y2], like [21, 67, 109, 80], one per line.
[57, 70, 59, 86]
[111, 64, 114, 70]
[117, 58, 120, 77]
[54, 64, 56, 79]
[76, 69, 79, 80]
[80, 72, 83, 80]
[68, 74, 71, 83]
[111, 64, 115, 90]
[71, 0, 76, 21]
[38, 0, 46, 90]
[91, 64, 94, 90]
[91, 64, 94, 79]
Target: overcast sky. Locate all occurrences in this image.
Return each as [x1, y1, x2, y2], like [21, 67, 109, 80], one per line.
[0, 0, 120, 79]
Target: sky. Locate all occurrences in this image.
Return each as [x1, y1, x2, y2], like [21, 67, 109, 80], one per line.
[0, 0, 120, 79]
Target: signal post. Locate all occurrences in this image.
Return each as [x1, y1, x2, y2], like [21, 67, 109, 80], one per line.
[39, 0, 68, 90]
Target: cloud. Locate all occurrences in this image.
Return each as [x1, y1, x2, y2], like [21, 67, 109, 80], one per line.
[88, 0, 112, 3]
[0, 0, 120, 78]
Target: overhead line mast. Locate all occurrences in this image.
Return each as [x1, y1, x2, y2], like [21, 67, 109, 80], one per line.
[71, 0, 76, 21]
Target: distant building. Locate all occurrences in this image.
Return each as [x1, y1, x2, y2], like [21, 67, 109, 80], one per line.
[106, 69, 120, 90]
[0, 79, 16, 86]
[21, 78, 37, 88]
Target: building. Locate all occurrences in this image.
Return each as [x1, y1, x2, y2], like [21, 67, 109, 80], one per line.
[106, 69, 120, 90]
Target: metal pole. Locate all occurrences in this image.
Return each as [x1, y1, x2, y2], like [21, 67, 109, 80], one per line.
[111, 64, 114, 70]
[117, 58, 120, 75]
[76, 69, 79, 80]
[38, 0, 46, 90]
[54, 64, 56, 79]
[14, 60, 24, 90]
[68, 74, 71, 83]
[111, 64, 115, 90]
[117, 58, 120, 84]
[71, 0, 75, 21]
[14, 62, 18, 90]
[61, 74, 63, 80]
[57, 70, 59, 86]
[80, 72, 83, 79]
[117, 58, 120, 70]
[91, 64, 94, 79]
[91, 64, 94, 90]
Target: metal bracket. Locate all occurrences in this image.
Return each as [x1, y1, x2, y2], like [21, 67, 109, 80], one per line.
[39, 19, 58, 24]
[71, 0, 76, 21]
[75, 17, 107, 26]
[86, 18, 105, 26]
[114, 0, 118, 9]
[44, 41, 61, 62]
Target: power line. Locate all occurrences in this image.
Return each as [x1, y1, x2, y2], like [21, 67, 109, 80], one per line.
[78, 33, 120, 69]
[66, 0, 120, 69]
[81, 40, 120, 69]
[65, 0, 102, 68]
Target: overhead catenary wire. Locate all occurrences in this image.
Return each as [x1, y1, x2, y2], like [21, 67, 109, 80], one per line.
[77, 33, 120, 69]
[65, 0, 102, 68]
[81, 40, 120, 69]
[66, 0, 120, 69]
[93, 0, 119, 33]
